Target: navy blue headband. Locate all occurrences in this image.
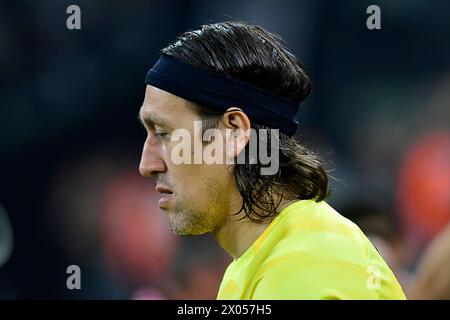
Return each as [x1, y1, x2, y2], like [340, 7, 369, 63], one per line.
[145, 54, 300, 135]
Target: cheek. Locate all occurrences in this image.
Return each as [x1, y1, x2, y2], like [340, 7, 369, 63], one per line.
[169, 164, 230, 194]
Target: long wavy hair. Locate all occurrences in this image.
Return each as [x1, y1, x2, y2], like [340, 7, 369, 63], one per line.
[162, 21, 330, 222]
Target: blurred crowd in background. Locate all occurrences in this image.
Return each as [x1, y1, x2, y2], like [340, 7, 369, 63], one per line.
[0, 0, 449, 299]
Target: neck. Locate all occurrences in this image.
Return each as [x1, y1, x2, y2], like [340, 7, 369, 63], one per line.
[213, 196, 297, 260]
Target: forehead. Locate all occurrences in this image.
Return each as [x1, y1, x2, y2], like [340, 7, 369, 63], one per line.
[140, 85, 197, 125]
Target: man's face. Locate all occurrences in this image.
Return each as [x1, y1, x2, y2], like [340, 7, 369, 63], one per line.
[139, 85, 236, 236]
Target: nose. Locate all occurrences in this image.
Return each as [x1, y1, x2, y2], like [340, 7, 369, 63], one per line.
[139, 136, 167, 177]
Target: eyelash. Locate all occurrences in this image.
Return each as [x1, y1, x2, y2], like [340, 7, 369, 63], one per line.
[154, 131, 169, 138]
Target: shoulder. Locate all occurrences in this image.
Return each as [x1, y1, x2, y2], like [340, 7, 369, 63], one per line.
[249, 201, 402, 299]
[266, 200, 370, 263]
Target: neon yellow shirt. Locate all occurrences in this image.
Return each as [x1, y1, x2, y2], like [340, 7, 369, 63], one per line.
[217, 200, 406, 300]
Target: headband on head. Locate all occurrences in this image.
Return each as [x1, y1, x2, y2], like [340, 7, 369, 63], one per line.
[145, 54, 300, 136]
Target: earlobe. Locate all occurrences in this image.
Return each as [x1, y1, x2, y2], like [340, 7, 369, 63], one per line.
[224, 126, 250, 161]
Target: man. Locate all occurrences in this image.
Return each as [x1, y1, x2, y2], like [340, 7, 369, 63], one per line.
[138, 21, 405, 299]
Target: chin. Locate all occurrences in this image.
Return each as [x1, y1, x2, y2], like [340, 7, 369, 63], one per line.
[170, 226, 210, 236]
[167, 218, 211, 236]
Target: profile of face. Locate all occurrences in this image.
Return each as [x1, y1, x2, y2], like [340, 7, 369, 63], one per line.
[139, 86, 247, 236]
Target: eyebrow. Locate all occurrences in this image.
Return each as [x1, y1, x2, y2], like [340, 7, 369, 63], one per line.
[138, 110, 173, 129]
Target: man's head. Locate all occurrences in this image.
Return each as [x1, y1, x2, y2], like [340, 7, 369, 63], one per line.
[139, 85, 249, 235]
[139, 21, 329, 236]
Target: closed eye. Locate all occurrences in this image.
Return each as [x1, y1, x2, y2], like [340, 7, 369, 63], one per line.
[154, 131, 170, 139]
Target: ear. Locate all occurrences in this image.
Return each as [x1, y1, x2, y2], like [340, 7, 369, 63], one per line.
[220, 107, 251, 159]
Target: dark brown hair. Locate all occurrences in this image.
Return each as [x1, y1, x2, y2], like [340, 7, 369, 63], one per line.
[162, 21, 329, 222]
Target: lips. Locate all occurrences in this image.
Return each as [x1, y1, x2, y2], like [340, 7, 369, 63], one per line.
[155, 185, 174, 208]
[156, 185, 173, 194]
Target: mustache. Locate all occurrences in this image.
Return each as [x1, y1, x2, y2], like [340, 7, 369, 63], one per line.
[155, 175, 172, 188]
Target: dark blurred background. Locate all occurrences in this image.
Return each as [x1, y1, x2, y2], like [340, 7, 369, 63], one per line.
[0, 0, 449, 299]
